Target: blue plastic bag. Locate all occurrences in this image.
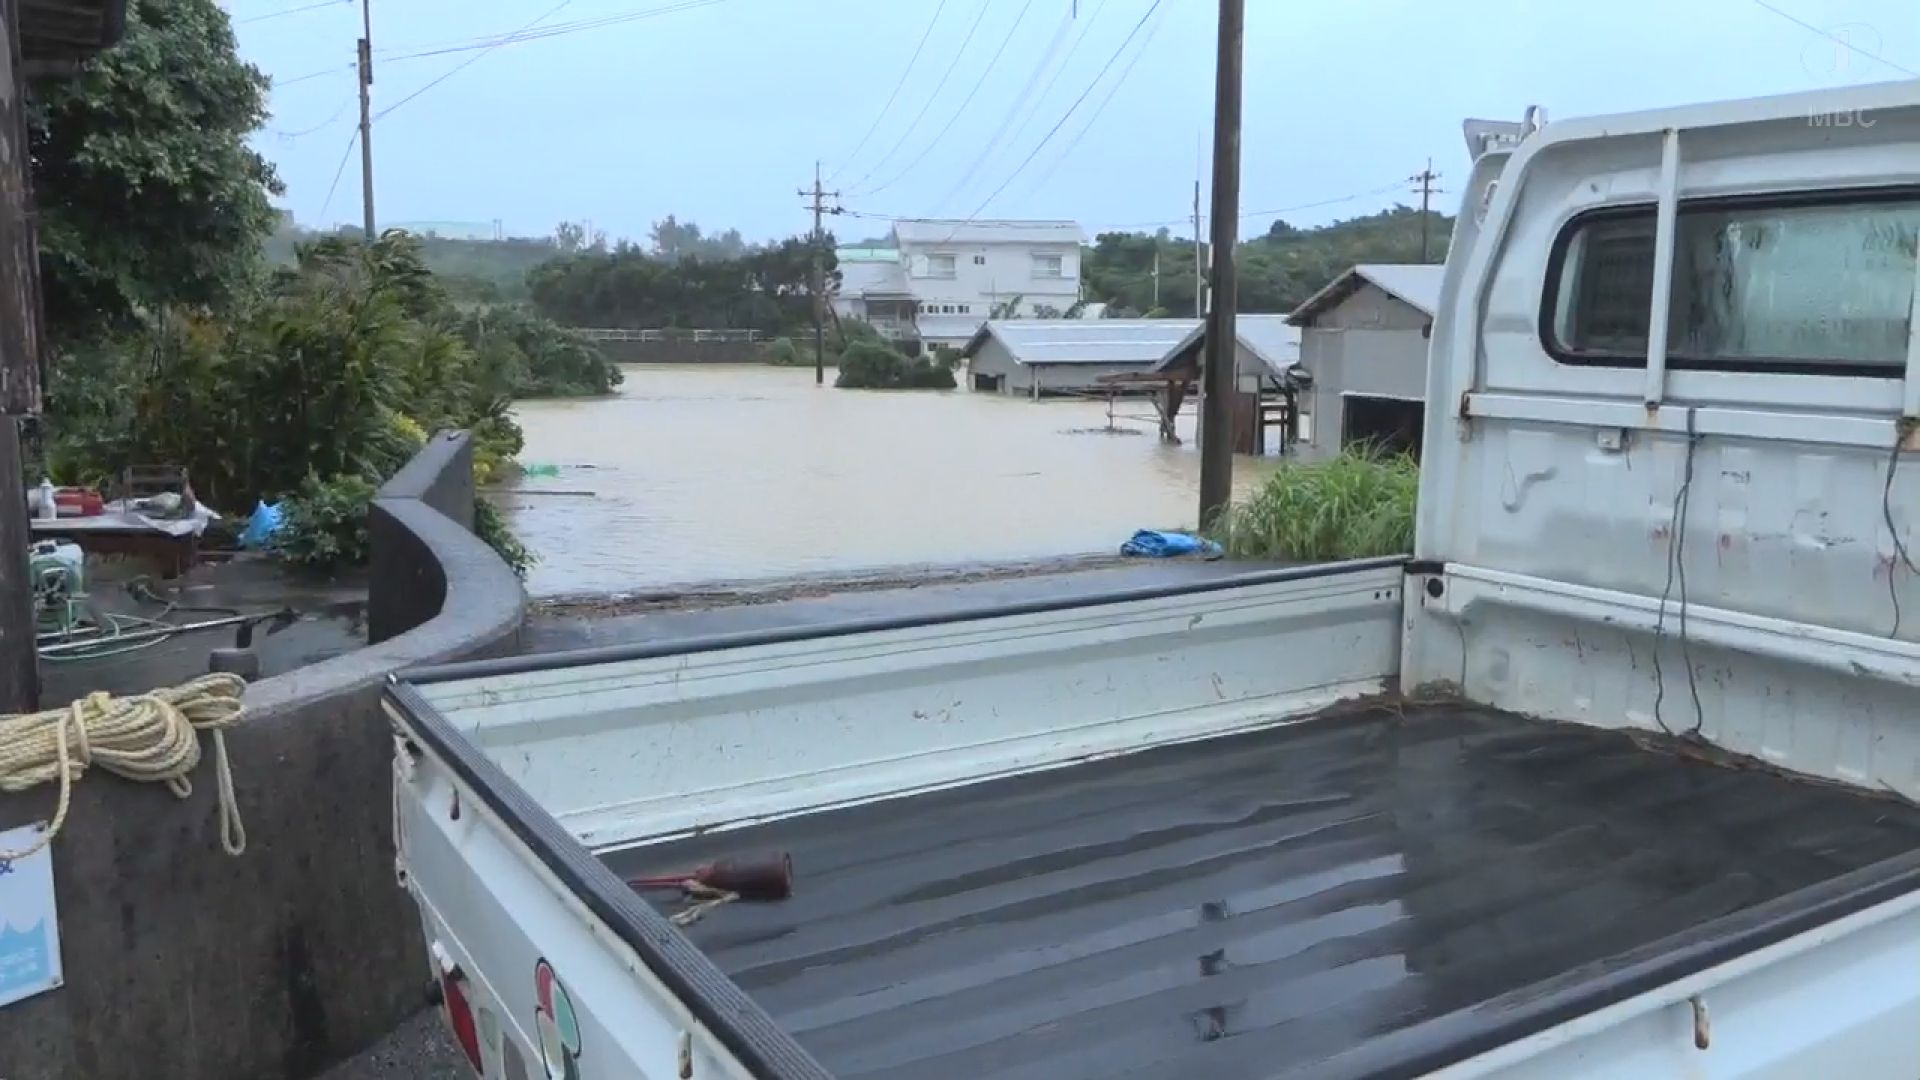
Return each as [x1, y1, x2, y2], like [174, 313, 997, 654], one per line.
[1120, 529, 1222, 558]
[238, 500, 284, 549]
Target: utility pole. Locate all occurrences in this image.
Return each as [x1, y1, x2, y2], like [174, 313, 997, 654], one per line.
[357, 0, 375, 240]
[1151, 247, 1160, 309]
[799, 162, 842, 385]
[1411, 158, 1441, 263]
[1192, 179, 1205, 318]
[1197, 0, 1245, 530]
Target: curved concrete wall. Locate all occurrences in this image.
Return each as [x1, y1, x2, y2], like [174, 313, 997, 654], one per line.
[0, 431, 525, 1080]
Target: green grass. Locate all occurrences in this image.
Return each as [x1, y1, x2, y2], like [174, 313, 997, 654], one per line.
[1210, 450, 1418, 560]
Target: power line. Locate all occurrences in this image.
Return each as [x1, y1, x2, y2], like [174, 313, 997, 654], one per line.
[997, 0, 1110, 154]
[1014, 0, 1167, 203]
[857, 0, 1041, 198]
[268, 96, 354, 139]
[374, 1, 573, 122]
[842, 0, 999, 195]
[1745, 0, 1917, 77]
[317, 127, 360, 221]
[238, 0, 349, 25]
[1095, 180, 1408, 231]
[955, 0, 1163, 227]
[378, 0, 728, 62]
[929, 0, 1076, 213]
[270, 0, 726, 87]
[824, 0, 951, 185]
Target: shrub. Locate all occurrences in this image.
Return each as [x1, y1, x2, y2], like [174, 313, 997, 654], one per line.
[761, 336, 804, 366]
[834, 340, 957, 390]
[474, 496, 534, 578]
[272, 473, 377, 570]
[1209, 451, 1417, 561]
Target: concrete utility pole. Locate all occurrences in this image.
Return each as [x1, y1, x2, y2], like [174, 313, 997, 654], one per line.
[1151, 247, 1160, 309]
[1192, 179, 1205, 318]
[357, 0, 376, 240]
[1411, 158, 1441, 263]
[799, 162, 842, 385]
[1197, 0, 1245, 530]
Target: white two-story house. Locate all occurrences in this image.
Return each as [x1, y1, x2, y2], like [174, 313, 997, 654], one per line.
[832, 219, 1086, 352]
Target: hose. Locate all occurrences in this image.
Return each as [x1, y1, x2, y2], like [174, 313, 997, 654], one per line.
[0, 673, 248, 861]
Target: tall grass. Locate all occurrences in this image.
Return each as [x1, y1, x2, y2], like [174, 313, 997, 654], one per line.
[1210, 450, 1418, 560]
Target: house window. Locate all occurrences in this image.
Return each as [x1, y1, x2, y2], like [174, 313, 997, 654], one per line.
[960, 304, 971, 314]
[926, 253, 957, 279]
[973, 255, 986, 265]
[1545, 190, 1920, 375]
[1032, 253, 1064, 279]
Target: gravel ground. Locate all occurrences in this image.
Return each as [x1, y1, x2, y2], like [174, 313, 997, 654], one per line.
[317, 1009, 464, 1079]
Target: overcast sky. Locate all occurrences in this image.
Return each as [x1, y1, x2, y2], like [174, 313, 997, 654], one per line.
[231, 0, 1920, 244]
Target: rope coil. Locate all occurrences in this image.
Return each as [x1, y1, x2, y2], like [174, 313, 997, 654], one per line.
[0, 673, 249, 862]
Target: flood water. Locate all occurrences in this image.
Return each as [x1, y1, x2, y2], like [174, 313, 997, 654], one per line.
[505, 364, 1281, 597]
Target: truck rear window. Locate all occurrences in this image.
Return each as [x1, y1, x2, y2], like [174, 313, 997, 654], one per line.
[1546, 191, 1920, 375]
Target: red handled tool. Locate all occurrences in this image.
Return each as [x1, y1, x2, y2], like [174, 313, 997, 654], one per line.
[626, 852, 794, 901]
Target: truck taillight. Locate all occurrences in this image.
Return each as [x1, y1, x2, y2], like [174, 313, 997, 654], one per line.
[441, 969, 485, 1074]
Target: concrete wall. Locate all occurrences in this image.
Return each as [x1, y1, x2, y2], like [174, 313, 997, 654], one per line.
[590, 338, 759, 364]
[1298, 283, 1433, 462]
[0, 431, 526, 1080]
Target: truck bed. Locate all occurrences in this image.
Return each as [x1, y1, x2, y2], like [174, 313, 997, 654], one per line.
[607, 701, 1920, 1080]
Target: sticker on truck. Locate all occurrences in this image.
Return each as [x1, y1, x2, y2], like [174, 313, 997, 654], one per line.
[534, 958, 583, 1080]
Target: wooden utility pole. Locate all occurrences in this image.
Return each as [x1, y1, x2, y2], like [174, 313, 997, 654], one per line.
[1191, 179, 1205, 318]
[1411, 158, 1441, 263]
[1197, 0, 1245, 530]
[0, 6, 36, 711]
[357, 0, 376, 240]
[798, 162, 841, 385]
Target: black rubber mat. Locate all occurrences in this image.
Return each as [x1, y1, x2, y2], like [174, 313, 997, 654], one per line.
[606, 702, 1920, 1079]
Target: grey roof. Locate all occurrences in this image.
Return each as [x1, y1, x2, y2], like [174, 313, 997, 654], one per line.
[836, 256, 907, 297]
[963, 319, 1201, 366]
[892, 219, 1086, 247]
[1153, 314, 1300, 377]
[1287, 264, 1446, 325]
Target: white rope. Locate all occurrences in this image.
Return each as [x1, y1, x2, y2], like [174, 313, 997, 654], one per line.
[0, 673, 249, 862]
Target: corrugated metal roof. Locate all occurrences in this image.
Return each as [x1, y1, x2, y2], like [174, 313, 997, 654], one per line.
[1287, 263, 1446, 325]
[1151, 315, 1300, 377]
[893, 219, 1086, 246]
[836, 258, 907, 297]
[963, 319, 1201, 366]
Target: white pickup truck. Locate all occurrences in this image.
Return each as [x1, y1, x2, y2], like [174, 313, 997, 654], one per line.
[385, 79, 1920, 1079]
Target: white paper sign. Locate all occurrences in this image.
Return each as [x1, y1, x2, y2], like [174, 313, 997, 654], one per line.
[0, 823, 61, 1009]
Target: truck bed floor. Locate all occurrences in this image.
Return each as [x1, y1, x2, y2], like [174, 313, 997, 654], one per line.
[607, 702, 1920, 1079]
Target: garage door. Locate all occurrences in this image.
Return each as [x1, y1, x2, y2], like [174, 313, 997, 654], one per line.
[1341, 395, 1424, 460]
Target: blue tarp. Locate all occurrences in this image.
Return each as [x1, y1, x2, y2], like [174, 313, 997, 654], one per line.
[238, 501, 284, 549]
[1120, 529, 1222, 558]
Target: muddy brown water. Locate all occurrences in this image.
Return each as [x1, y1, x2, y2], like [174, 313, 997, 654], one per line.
[504, 364, 1281, 598]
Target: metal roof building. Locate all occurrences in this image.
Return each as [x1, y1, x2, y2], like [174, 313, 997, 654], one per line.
[1287, 263, 1446, 462]
[1152, 314, 1303, 392]
[962, 319, 1200, 398]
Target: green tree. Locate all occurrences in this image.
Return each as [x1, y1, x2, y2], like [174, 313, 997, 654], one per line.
[28, 0, 280, 345]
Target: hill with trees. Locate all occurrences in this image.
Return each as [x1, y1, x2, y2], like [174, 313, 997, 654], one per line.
[1082, 205, 1454, 317]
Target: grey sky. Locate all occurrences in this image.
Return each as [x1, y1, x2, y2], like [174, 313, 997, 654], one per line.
[234, 0, 1920, 244]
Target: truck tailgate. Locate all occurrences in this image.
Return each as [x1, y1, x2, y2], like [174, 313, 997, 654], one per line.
[610, 701, 1920, 1080]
